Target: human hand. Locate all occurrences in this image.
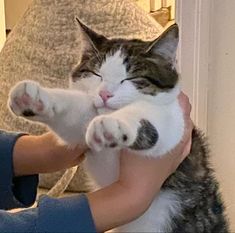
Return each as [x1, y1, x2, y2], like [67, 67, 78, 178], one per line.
[13, 132, 86, 176]
[118, 91, 193, 214]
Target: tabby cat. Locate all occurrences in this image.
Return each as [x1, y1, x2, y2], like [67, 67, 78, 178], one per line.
[8, 19, 229, 232]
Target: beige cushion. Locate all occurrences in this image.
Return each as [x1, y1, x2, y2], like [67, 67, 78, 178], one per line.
[0, 0, 162, 191]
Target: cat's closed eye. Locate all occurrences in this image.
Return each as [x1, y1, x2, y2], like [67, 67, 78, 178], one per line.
[131, 78, 150, 88]
[79, 69, 102, 79]
[121, 77, 150, 88]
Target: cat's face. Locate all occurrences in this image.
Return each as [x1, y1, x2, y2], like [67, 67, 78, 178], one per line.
[71, 19, 179, 112]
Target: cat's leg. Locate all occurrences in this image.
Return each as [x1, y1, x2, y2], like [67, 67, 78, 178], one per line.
[86, 100, 184, 157]
[9, 80, 96, 146]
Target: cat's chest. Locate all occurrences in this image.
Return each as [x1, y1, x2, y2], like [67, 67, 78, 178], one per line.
[84, 149, 120, 188]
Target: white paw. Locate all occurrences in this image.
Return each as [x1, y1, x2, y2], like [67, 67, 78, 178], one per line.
[86, 115, 136, 151]
[8, 80, 54, 120]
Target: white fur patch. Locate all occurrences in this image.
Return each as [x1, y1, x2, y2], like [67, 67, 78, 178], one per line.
[99, 49, 126, 84]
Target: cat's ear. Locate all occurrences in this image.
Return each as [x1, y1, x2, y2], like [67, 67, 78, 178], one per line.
[146, 24, 179, 62]
[76, 18, 108, 52]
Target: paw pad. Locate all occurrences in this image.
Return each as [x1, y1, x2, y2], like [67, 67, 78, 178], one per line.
[86, 116, 135, 151]
[22, 109, 36, 117]
[9, 81, 52, 119]
[122, 134, 128, 142]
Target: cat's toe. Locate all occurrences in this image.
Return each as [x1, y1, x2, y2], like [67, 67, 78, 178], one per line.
[86, 116, 136, 151]
[10, 83, 39, 116]
[86, 122, 104, 151]
[9, 81, 52, 119]
[22, 109, 36, 117]
[99, 117, 134, 148]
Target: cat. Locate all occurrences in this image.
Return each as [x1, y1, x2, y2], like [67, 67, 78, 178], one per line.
[8, 19, 229, 232]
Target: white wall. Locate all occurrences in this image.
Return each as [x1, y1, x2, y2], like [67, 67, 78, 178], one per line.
[0, 0, 6, 50]
[208, 0, 235, 230]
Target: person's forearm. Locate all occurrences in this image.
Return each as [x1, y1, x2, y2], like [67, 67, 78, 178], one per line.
[87, 142, 192, 232]
[87, 178, 164, 232]
[86, 182, 152, 232]
[13, 133, 86, 176]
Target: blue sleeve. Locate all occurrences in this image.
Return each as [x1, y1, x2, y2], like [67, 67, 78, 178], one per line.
[0, 194, 97, 232]
[0, 130, 97, 232]
[0, 130, 38, 210]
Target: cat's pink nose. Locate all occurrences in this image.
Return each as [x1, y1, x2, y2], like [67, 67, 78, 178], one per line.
[99, 90, 113, 102]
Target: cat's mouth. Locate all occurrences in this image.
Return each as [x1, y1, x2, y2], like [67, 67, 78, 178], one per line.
[93, 96, 117, 110]
[96, 105, 115, 115]
[99, 104, 116, 110]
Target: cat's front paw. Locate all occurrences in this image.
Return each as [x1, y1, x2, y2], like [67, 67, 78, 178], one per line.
[86, 116, 136, 151]
[8, 80, 54, 121]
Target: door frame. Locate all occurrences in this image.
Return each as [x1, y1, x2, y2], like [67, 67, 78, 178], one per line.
[176, 0, 212, 133]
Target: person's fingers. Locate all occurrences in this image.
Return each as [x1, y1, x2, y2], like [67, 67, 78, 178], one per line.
[170, 111, 194, 172]
[170, 135, 192, 173]
[181, 124, 193, 158]
[182, 136, 192, 158]
[74, 153, 86, 164]
[178, 92, 193, 147]
[178, 91, 192, 118]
